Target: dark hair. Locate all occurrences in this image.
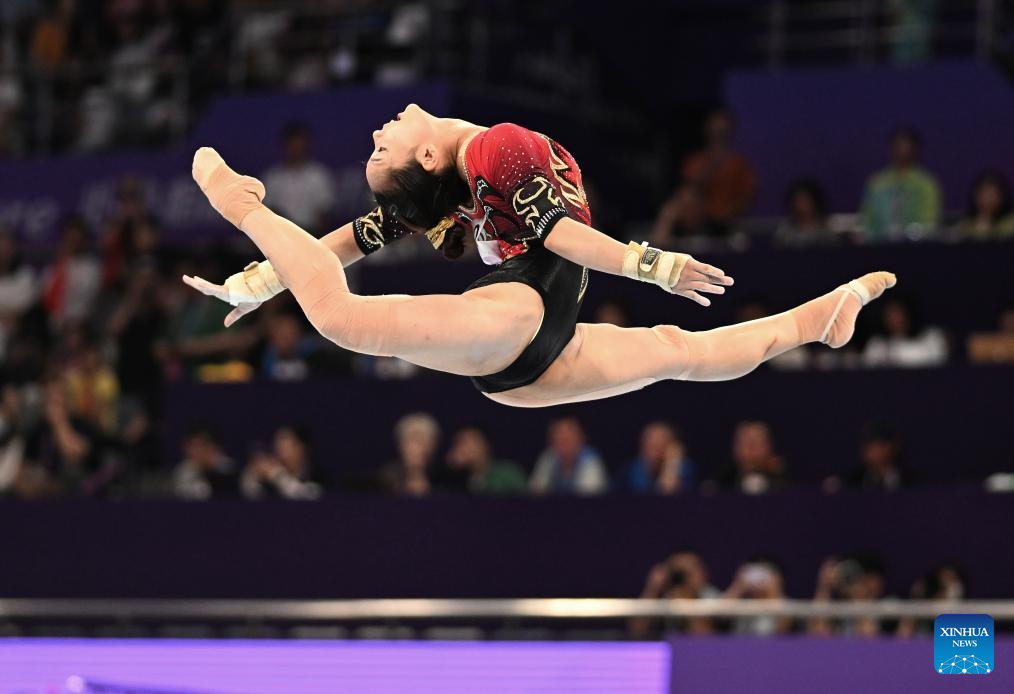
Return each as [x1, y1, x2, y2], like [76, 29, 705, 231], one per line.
[373, 160, 471, 259]
[967, 170, 1011, 222]
[890, 126, 922, 149]
[281, 121, 311, 141]
[784, 178, 828, 219]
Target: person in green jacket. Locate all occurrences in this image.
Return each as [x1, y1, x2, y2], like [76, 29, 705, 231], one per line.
[860, 127, 941, 241]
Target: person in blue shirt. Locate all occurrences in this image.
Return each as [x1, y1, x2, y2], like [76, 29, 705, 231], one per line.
[618, 421, 696, 494]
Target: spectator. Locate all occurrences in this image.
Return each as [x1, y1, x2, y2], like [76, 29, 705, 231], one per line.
[809, 553, 888, 637]
[263, 122, 336, 233]
[827, 421, 910, 491]
[617, 421, 695, 494]
[443, 424, 527, 495]
[40, 216, 102, 328]
[724, 556, 792, 636]
[957, 171, 1014, 240]
[0, 229, 37, 361]
[860, 127, 941, 241]
[0, 385, 27, 496]
[241, 424, 326, 500]
[967, 306, 1014, 365]
[380, 412, 440, 496]
[172, 424, 238, 500]
[711, 420, 787, 494]
[680, 106, 756, 231]
[897, 563, 967, 637]
[19, 379, 109, 498]
[61, 339, 120, 434]
[651, 182, 720, 244]
[774, 179, 834, 246]
[261, 311, 319, 382]
[530, 415, 608, 495]
[630, 551, 719, 638]
[861, 296, 948, 368]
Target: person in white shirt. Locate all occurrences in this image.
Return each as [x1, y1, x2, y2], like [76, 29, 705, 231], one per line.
[262, 122, 336, 233]
[862, 296, 948, 368]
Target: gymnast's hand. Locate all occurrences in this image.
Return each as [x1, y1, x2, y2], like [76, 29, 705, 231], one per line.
[671, 256, 734, 307]
[181, 274, 263, 327]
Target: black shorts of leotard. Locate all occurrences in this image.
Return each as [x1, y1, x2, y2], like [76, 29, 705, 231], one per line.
[467, 246, 589, 394]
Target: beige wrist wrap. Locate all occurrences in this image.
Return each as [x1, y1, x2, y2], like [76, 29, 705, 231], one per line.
[621, 241, 691, 293]
[223, 260, 286, 306]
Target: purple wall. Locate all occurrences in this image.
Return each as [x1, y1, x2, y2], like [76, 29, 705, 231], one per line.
[1, 492, 1012, 600]
[668, 636, 1014, 693]
[0, 639, 669, 694]
[725, 62, 1014, 215]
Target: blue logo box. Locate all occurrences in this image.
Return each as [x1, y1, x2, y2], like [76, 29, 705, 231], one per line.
[935, 614, 993, 674]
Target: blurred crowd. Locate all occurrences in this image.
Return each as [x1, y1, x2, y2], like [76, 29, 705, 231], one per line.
[650, 107, 1014, 247]
[0, 0, 436, 155]
[630, 549, 968, 640]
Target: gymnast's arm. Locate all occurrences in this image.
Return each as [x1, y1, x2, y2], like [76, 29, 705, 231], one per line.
[542, 216, 735, 307]
[320, 221, 366, 267]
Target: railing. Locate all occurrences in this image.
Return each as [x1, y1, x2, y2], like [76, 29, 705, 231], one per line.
[3, 598, 1013, 622]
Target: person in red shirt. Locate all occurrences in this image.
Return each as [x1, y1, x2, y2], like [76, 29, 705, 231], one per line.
[183, 104, 894, 407]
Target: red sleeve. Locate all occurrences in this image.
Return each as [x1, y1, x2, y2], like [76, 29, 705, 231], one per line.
[480, 123, 571, 240]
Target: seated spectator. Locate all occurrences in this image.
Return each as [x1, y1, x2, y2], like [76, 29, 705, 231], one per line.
[630, 551, 719, 638]
[172, 424, 238, 500]
[62, 339, 120, 434]
[860, 127, 941, 241]
[261, 311, 319, 382]
[530, 415, 608, 495]
[650, 182, 720, 245]
[967, 306, 1014, 365]
[241, 424, 326, 500]
[618, 421, 695, 494]
[680, 106, 756, 232]
[724, 556, 792, 636]
[897, 563, 967, 637]
[774, 179, 834, 247]
[809, 553, 888, 637]
[263, 122, 336, 233]
[443, 424, 527, 495]
[0, 385, 27, 496]
[710, 420, 787, 494]
[593, 297, 632, 328]
[380, 412, 441, 496]
[0, 229, 37, 361]
[827, 421, 910, 491]
[40, 216, 101, 328]
[861, 296, 948, 368]
[957, 171, 1014, 240]
[19, 379, 109, 498]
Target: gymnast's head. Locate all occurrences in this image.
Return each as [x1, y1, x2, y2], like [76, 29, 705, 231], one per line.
[365, 103, 470, 256]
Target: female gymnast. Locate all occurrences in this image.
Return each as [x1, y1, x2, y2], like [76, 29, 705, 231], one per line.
[183, 104, 895, 407]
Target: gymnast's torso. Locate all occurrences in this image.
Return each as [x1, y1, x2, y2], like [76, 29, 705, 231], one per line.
[351, 123, 592, 265]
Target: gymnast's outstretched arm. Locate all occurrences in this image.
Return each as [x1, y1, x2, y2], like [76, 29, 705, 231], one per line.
[542, 217, 734, 307]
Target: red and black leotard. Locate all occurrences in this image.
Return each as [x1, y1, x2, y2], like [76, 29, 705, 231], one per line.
[352, 123, 593, 393]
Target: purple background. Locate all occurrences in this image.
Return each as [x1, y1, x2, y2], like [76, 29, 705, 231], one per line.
[668, 636, 1014, 693]
[725, 61, 1014, 215]
[0, 639, 668, 694]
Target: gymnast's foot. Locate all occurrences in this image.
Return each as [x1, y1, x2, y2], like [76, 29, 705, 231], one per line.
[792, 271, 897, 349]
[192, 147, 265, 228]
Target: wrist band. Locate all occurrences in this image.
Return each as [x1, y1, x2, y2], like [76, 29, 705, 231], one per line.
[223, 260, 286, 305]
[621, 241, 691, 293]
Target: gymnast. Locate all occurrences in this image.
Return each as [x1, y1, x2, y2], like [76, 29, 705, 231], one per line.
[183, 104, 895, 407]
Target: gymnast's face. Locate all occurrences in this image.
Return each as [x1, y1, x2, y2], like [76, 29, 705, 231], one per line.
[365, 103, 440, 190]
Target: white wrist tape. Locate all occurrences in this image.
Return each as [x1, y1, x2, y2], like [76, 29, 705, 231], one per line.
[223, 260, 286, 306]
[621, 241, 691, 293]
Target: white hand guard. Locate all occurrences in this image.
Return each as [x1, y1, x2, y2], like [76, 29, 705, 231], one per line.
[621, 241, 691, 293]
[223, 260, 286, 306]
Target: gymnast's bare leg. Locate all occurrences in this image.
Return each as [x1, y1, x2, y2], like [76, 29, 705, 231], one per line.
[486, 271, 895, 407]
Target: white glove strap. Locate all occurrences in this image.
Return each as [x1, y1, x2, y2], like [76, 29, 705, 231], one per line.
[621, 241, 690, 293]
[223, 260, 286, 306]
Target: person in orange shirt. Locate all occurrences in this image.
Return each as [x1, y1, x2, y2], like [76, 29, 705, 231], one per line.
[681, 106, 757, 232]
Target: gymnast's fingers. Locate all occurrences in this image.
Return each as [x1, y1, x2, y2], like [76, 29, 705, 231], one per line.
[224, 303, 259, 328]
[680, 289, 711, 307]
[688, 280, 726, 295]
[696, 262, 734, 286]
[182, 275, 229, 301]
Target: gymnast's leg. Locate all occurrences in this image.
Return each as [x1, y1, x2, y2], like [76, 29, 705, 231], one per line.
[191, 148, 540, 376]
[487, 271, 896, 407]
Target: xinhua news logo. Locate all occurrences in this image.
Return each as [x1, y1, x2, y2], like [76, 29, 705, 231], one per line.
[935, 614, 993, 674]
